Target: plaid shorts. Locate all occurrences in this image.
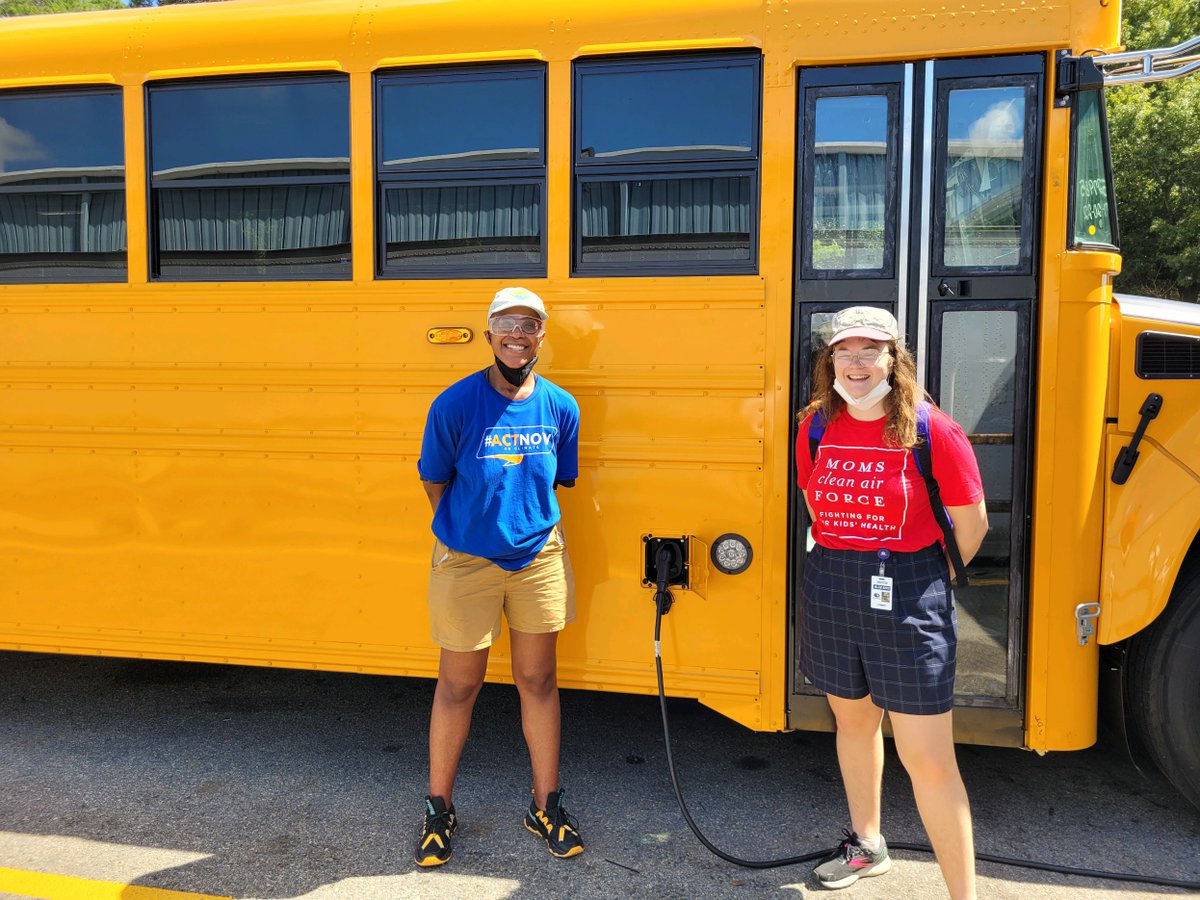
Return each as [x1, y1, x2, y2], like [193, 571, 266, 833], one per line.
[798, 542, 956, 715]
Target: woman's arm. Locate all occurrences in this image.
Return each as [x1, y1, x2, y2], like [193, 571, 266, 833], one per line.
[946, 498, 989, 567]
[421, 479, 447, 514]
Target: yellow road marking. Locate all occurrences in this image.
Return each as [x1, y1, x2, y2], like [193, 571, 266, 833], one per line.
[0, 867, 232, 900]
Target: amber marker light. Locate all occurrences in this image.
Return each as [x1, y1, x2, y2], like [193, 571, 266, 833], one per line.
[427, 327, 473, 344]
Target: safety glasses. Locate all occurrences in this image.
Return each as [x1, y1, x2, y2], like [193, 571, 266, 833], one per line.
[489, 315, 545, 336]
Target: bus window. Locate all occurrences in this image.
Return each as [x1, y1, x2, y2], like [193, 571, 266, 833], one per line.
[572, 52, 761, 275]
[147, 74, 351, 281]
[936, 79, 1038, 273]
[806, 90, 897, 276]
[936, 307, 1022, 703]
[375, 64, 546, 278]
[0, 87, 126, 283]
[1070, 89, 1118, 249]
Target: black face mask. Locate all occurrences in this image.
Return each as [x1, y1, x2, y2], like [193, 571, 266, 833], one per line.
[493, 355, 538, 387]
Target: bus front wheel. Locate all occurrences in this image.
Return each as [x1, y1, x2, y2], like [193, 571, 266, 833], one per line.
[1125, 556, 1200, 811]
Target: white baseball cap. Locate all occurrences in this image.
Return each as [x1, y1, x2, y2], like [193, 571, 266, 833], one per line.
[488, 286, 547, 321]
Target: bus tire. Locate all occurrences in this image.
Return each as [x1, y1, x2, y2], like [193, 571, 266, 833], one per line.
[1124, 556, 1200, 811]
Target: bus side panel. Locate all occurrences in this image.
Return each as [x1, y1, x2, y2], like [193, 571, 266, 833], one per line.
[0, 287, 777, 727]
[0, 297, 435, 671]
[1100, 306, 1200, 644]
[1100, 440, 1200, 643]
[553, 464, 768, 721]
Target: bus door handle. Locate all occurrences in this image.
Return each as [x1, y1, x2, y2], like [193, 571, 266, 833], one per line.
[1111, 392, 1163, 485]
[937, 279, 971, 298]
[1075, 602, 1101, 645]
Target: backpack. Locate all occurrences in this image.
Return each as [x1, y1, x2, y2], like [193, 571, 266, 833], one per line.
[807, 400, 970, 587]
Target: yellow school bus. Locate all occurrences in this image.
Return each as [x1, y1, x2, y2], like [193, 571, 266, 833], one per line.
[2, 0, 1198, 807]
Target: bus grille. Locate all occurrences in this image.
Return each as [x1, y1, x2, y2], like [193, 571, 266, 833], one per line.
[1136, 331, 1200, 379]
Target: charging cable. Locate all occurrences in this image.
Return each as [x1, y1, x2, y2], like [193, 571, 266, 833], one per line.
[648, 563, 1200, 890]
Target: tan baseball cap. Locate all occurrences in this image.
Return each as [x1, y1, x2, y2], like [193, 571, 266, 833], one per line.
[829, 306, 899, 345]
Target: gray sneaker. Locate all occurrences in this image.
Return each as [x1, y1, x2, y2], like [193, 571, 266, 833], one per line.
[813, 830, 892, 889]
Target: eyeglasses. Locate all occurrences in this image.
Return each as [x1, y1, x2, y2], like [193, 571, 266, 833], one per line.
[489, 315, 544, 336]
[832, 348, 888, 366]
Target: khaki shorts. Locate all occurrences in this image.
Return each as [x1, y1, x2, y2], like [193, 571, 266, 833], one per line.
[427, 525, 576, 652]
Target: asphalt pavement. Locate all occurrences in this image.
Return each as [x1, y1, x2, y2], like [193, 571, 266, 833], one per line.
[0, 651, 1197, 899]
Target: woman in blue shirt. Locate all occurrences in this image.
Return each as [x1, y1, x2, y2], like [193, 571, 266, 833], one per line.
[414, 287, 583, 867]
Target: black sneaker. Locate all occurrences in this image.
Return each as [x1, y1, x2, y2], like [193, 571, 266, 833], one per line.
[812, 829, 891, 889]
[524, 788, 584, 858]
[414, 795, 457, 867]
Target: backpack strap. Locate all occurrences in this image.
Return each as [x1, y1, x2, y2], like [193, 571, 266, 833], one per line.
[807, 409, 826, 463]
[913, 402, 970, 587]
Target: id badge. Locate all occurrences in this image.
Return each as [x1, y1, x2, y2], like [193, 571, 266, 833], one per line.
[870, 575, 894, 611]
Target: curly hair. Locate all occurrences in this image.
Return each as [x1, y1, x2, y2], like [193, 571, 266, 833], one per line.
[798, 340, 923, 448]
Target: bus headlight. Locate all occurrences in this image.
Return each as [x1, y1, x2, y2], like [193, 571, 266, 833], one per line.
[710, 532, 752, 575]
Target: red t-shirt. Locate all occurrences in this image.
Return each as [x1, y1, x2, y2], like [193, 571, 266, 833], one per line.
[795, 406, 984, 552]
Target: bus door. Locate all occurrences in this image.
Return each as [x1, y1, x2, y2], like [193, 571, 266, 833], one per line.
[789, 55, 1043, 744]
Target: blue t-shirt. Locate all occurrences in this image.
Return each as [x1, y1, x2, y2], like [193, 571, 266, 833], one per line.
[417, 369, 580, 570]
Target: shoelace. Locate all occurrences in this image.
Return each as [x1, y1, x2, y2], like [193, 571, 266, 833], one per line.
[836, 828, 869, 861]
[541, 791, 580, 837]
[548, 804, 580, 835]
[423, 808, 455, 836]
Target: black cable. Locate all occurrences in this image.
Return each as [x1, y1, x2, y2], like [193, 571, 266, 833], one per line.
[652, 601, 1200, 890]
[654, 598, 825, 868]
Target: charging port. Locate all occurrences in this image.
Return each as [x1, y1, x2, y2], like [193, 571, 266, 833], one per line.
[643, 535, 688, 617]
[642, 535, 689, 589]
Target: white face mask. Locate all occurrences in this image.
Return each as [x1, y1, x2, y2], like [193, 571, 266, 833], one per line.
[834, 377, 892, 411]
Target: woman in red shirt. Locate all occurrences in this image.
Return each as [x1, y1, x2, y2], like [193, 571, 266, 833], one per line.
[795, 307, 988, 900]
